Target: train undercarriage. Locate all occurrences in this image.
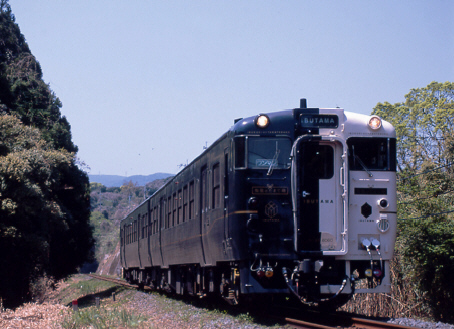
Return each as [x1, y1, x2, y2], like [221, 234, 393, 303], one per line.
[123, 256, 384, 310]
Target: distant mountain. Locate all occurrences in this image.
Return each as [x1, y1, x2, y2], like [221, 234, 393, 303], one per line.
[89, 173, 174, 187]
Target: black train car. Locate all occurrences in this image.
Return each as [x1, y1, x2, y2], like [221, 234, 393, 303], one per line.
[120, 99, 397, 308]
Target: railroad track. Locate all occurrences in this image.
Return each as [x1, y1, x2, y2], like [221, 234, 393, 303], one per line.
[87, 273, 138, 288]
[87, 274, 416, 329]
[285, 313, 417, 329]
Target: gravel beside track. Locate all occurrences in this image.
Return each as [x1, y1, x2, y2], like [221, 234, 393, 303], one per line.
[387, 318, 454, 329]
[1, 282, 454, 328]
[128, 291, 278, 329]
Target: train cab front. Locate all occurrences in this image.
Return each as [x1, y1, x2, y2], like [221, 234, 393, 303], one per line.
[230, 104, 397, 308]
[281, 107, 397, 307]
[230, 111, 298, 299]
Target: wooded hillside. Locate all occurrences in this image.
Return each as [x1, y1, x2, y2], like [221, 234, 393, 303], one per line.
[1, 0, 93, 307]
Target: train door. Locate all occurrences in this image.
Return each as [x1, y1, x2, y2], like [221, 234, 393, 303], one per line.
[293, 137, 347, 255]
[120, 227, 126, 268]
[147, 205, 153, 266]
[158, 198, 165, 265]
[137, 215, 142, 268]
[223, 149, 231, 252]
[200, 165, 210, 265]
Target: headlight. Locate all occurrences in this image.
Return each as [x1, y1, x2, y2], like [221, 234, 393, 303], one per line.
[368, 116, 382, 130]
[255, 114, 270, 128]
[378, 198, 388, 209]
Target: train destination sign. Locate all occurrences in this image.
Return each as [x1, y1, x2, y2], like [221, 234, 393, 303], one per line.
[300, 114, 339, 128]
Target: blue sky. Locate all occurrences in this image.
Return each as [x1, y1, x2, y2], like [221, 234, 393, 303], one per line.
[9, 0, 454, 176]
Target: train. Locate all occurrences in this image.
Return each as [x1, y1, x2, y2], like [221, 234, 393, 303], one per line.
[120, 99, 397, 309]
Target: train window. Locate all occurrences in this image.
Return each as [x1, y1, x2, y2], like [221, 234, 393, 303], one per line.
[189, 181, 195, 219]
[212, 163, 221, 209]
[347, 138, 396, 172]
[153, 207, 157, 234]
[167, 196, 172, 228]
[145, 214, 148, 237]
[151, 210, 154, 235]
[133, 220, 137, 242]
[234, 136, 247, 169]
[183, 185, 188, 222]
[153, 206, 156, 234]
[140, 215, 144, 239]
[141, 215, 144, 239]
[178, 189, 183, 224]
[172, 192, 176, 226]
[201, 166, 208, 214]
[300, 144, 334, 179]
[160, 198, 165, 231]
[248, 137, 292, 170]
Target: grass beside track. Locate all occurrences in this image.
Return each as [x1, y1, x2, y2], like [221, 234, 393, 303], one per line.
[55, 275, 282, 328]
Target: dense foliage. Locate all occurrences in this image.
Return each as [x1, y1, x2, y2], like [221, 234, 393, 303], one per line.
[0, 0, 93, 307]
[373, 81, 454, 322]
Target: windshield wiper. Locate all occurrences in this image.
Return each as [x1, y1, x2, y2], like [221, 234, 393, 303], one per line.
[355, 155, 373, 177]
[267, 142, 280, 176]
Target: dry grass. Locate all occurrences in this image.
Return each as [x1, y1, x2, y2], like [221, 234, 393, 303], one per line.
[0, 302, 70, 329]
[340, 258, 431, 320]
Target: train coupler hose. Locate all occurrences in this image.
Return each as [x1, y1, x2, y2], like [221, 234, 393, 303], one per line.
[282, 267, 355, 307]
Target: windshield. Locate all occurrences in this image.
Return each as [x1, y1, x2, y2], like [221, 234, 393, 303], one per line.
[234, 136, 292, 170]
[248, 137, 291, 169]
[347, 137, 396, 171]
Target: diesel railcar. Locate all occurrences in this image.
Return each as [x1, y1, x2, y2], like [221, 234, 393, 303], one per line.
[120, 99, 397, 308]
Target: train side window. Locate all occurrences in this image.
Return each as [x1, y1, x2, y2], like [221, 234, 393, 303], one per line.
[183, 185, 188, 222]
[224, 152, 229, 198]
[189, 181, 195, 220]
[151, 207, 155, 234]
[134, 220, 137, 242]
[154, 206, 157, 234]
[153, 208, 156, 235]
[160, 198, 165, 231]
[201, 166, 208, 213]
[141, 215, 144, 239]
[178, 189, 183, 224]
[140, 215, 143, 239]
[173, 192, 177, 226]
[142, 214, 145, 239]
[234, 136, 247, 169]
[212, 163, 221, 209]
[167, 196, 172, 228]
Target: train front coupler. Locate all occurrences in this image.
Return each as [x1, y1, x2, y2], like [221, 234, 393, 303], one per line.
[281, 260, 354, 307]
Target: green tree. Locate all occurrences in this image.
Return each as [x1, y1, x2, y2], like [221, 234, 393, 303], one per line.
[373, 81, 454, 322]
[0, 0, 93, 307]
[0, 115, 94, 306]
